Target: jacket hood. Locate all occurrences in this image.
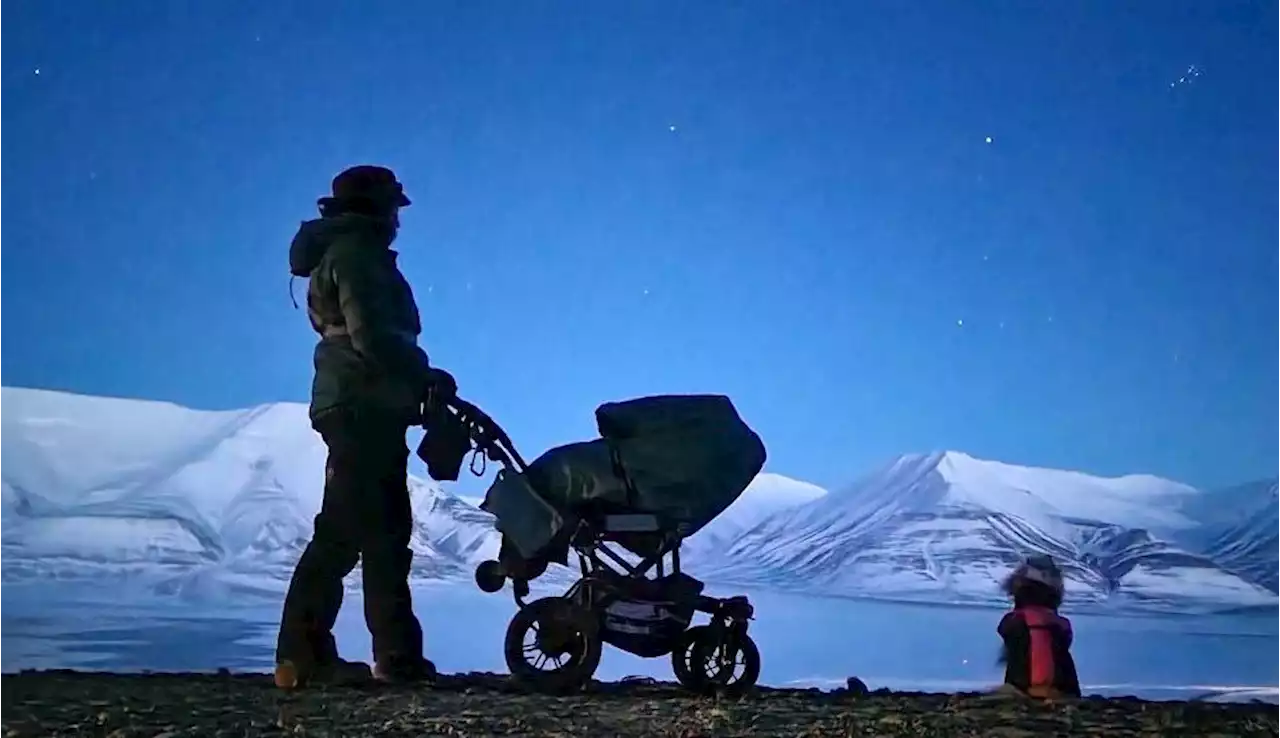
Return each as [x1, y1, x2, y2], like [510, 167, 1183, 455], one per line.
[288, 213, 395, 277]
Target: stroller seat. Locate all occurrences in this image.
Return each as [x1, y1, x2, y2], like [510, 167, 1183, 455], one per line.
[589, 513, 671, 559]
[598, 513, 662, 533]
[588, 510, 669, 540]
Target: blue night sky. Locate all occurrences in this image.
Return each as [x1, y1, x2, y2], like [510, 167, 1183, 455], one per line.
[2, 1, 1275, 491]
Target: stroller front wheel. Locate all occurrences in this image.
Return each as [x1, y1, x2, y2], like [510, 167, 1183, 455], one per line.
[475, 560, 506, 593]
[673, 624, 761, 696]
[503, 596, 602, 693]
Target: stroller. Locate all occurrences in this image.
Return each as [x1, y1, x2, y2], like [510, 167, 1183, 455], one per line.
[427, 393, 767, 695]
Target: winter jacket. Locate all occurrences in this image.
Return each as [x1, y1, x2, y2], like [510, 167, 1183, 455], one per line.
[998, 604, 1081, 698]
[288, 213, 431, 425]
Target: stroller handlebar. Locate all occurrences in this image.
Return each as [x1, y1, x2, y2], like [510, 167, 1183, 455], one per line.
[444, 396, 530, 474]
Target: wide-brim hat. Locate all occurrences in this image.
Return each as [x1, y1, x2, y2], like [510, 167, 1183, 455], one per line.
[327, 164, 411, 207]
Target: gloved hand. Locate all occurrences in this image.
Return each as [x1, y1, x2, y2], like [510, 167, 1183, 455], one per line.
[417, 367, 469, 482]
[424, 367, 458, 403]
[422, 365, 458, 416]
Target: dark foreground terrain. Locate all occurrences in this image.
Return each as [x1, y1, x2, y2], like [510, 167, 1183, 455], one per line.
[2, 670, 1275, 738]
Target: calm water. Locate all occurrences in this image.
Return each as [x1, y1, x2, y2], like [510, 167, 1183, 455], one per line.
[3, 579, 1275, 702]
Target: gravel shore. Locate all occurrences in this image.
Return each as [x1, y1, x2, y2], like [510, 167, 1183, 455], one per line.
[3, 669, 1275, 738]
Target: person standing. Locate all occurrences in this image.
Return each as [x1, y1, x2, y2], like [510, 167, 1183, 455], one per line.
[276, 165, 449, 688]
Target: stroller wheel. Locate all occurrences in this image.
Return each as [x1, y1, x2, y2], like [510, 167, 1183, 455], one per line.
[475, 560, 506, 593]
[503, 596, 601, 694]
[674, 625, 761, 697]
[671, 625, 706, 689]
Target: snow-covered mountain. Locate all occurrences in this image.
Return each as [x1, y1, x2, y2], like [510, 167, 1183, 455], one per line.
[701, 451, 1277, 613]
[1183, 479, 1279, 593]
[2, 387, 1274, 615]
[685, 472, 827, 552]
[0, 387, 501, 599]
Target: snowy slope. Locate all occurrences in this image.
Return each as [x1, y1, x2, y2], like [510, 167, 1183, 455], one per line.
[1182, 480, 1279, 593]
[685, 472, 827, 552]
[700, 451, 1277, 613]
[3, 387, 1273, 615]
[0, 387, 500, 599]
[0, 387, 814, 598]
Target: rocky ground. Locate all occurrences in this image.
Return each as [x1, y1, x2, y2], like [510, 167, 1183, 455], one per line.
[2, 670, 1275, 738]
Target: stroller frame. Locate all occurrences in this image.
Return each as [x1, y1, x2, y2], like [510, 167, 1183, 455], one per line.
[445, 397, 762, 695]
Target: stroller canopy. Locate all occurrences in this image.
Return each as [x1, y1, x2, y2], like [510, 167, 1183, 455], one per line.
[483, 394, 767, 561]
[591, 394, 767, 534]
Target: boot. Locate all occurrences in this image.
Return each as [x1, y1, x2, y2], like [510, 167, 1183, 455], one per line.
[274, 656, 372, 690]
[372, 655, 438, 685]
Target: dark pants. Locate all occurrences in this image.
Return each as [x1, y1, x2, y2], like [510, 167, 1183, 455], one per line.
[276, 409, 424, 667]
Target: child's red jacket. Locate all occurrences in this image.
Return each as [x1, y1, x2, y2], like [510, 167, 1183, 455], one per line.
[997, 604, 1082, 698]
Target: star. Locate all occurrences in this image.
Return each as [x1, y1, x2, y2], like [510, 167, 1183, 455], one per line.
[1169, 64, 1202, 89]
[668, 125, 677, 133]
[33, 68, 41, 76]
[984, 136, 992, 144]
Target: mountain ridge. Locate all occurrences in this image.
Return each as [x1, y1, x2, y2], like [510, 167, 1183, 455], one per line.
[701, 449, 1275, 612]
[1, 386, 1273, 614]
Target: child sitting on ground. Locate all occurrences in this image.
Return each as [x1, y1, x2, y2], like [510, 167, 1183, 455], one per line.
[997, 554, 1082, 698]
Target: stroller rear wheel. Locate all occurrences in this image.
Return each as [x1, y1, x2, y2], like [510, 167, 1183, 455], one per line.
[672, 624, 761, 696]
[503, 596, 602, 693]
